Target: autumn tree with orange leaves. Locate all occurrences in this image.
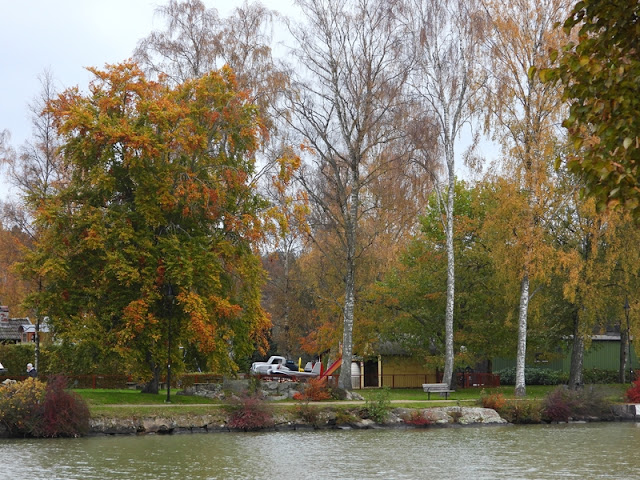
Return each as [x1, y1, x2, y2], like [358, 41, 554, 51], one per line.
[481, 0, 573, 397]
[19, 63, 271, 393]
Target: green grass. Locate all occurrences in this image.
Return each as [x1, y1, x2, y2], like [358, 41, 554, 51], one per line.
[77, 383, 630, 417]
[356, 384, 629, 403]
[75, 388, 220, 406]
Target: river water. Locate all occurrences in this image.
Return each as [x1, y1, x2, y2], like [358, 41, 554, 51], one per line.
[1, 422, 639, 479]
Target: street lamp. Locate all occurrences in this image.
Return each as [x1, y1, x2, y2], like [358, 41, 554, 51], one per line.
[624, 297, 631, 383]
[166, 283, 175, 403]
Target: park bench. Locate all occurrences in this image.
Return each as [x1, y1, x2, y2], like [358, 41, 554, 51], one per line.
[422, 383, 455, 400]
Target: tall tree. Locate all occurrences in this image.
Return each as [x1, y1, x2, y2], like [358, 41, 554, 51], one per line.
[378, 181, 516, 371]
[404, 0, 485, 388]
[134, 0, 286, 133]
[552, 177, 618, 388]
[482, 0, 571, 396]
[541, 0, 640, 218]
[19, 63, 270, 391]
[285, 0, 414, 390]
[0, 69, 68, 371]
[605, 214, 640, 383]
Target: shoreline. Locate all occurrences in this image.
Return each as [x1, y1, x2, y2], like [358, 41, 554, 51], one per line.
[86, 404, 638, 436]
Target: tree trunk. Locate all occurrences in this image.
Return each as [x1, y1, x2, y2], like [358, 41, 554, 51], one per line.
[442, 159, 456, 390]
[34, 313, 40, 374]
[568, 312, 584, 389]
[141, 353, 160, 394]
[514, 273, 530, 397]
[338, 169, 359, 391]
[619, 328, 628, 384]
[141, 375, 160, 394]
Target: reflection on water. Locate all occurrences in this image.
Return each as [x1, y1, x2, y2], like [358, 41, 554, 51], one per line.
[1, 422, 639, 480]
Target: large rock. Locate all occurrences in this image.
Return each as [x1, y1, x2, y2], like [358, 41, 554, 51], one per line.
[393, 407, 507, 426]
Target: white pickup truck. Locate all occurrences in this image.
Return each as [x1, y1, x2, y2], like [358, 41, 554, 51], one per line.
[250, 356, 288, 375]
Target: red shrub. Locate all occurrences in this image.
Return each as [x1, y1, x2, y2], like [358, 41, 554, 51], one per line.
[295, 377, 331, 402]
[403, 410, 433, 426]
[543, 387, 575, 423]
[626, 379, 640, 403]
[34, 375, 90, 437]
[226, 395, 274, 431]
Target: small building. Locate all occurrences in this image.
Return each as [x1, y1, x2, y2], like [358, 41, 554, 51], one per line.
[492, 333, 638, 374]
[0, 306, 33, 345]
[0, 306, 51, 345]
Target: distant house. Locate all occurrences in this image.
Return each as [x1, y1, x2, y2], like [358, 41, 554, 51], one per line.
[0, 306, 51, 345]
[492, 333, 638, 373]
[348, 342, 439, 389]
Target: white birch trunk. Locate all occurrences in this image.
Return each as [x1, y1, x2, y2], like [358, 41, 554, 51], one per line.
[338, 169, 359, 391]
[442, 145, 456, 389]
[514, 272, 529, 397]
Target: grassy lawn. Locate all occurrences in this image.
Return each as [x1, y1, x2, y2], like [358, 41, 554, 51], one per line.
[75, 388, 220, 406]
[77, 383, 630, 416]
[356, 384, 629, 403]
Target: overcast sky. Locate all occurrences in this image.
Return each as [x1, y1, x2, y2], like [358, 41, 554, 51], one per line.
[0, 0, 295, 200]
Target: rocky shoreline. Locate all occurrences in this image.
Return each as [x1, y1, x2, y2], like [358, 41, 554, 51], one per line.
[89, 406, 506, 435]
[88, 404, 639, 436]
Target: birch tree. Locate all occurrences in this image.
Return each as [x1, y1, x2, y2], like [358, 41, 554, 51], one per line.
[0, 69, 68, 372]
[285, 0, 413, 390]
[482, 0, 572, 396]
[405, 0, 485, 388]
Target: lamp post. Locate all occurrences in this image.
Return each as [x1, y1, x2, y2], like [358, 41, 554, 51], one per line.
[624, 297, 631, 383]
[166, 283, 174, 403]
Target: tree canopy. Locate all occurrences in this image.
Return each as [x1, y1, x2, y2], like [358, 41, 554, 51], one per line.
[541, 0, 640, 217]
[19, 62, 270, 387]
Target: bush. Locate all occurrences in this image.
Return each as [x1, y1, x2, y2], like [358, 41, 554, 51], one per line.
[0, 344, 37, 376]
[334, 408, 358, 425]
[34, 375, 90, 437]
[626, 378, 640, 403]
[543, 386, 613, 422]
[0, 378, 47, 436]
[480, 391, 507, 411]
[363, 387, 391, 423]
[582, 368, 619, 384]
[542, 387, 574, 422]
[292, 377, 331, 402]
[0, 376, 90, 437]
[495, 367, 568, 386]
[225, 395, 274, 431]
[295, 403, 322, 428]
[499, 399, 543, 424]
[403, 410, 434, 427]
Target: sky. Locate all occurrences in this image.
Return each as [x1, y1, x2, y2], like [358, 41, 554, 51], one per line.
[0, 0, 296, 200]
[0, 0, 491, 201]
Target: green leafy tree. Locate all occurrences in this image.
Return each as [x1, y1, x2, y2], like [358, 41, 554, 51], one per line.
[378, 181, 515, 372]
[540, 0, 640, 217]
[19, 62, 270, 392]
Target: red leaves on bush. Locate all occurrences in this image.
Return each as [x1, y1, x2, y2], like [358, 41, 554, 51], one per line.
[0, 375, 90, 437]
[226, 395, 274, 431]
[293, 377, 331, 402]
[35, 375, 90, 437]
[403, 410, 433, 426]
[543, 388, 573, 423]
[626, 378, 640, 403]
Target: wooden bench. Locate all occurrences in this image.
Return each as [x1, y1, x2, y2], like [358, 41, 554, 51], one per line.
[422, 383, 455, 400]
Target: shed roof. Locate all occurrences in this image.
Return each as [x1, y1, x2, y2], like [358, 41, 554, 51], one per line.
[0, 317, 32, 341]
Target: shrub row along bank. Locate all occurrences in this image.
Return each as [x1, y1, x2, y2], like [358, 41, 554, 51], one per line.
[2, 379, 640, 438]
[0, 377, 89, 437]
